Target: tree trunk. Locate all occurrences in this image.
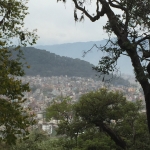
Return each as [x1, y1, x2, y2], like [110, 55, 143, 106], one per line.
[125, 49, 150, 133]
[143, 87, 150, 133]
[102, 0, 150, 139]
[95, 122, 127, 149]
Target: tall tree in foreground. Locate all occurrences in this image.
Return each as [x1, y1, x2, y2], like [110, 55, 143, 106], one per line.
[0, 0, 38, 144]
[56, 0, 150, 133]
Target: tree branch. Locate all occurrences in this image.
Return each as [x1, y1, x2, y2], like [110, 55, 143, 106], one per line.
[95, 121, 126, 149]
[72, 0, 105, 22]
[99, 0, 124, 38]
[138, 43, 150, 59]
[136, 36, 150, 46]
[108, 0, 126, 11]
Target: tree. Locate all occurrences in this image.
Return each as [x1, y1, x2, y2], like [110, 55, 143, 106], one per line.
[11, 130, 45, 150]
[46, 96, 89, 149]
[46, 96, 73, 123]
[46, 90, 150, 149]
[74, 89, 150, 149]
[0, 0, 38, 144]
[12, 129, 67, 150]
[56, 0, 150, 134]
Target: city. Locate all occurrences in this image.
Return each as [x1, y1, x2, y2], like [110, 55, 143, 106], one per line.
[20, 75, 145, 135]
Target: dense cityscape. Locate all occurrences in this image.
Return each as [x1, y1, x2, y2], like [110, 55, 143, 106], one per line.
[20, 75, 145, 134]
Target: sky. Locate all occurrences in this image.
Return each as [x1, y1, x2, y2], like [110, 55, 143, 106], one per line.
[25, 0, 110, 45]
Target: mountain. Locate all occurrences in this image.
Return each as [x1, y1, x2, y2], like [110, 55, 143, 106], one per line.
[20, 47, 96, 78]
[35, 40, 133, 75]
[18, 47, 130, 87]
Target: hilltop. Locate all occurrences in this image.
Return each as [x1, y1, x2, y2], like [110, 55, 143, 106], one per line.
[21, 47, 96, 77]
[35, 40, 133, 75]
[17, 47, 130, 87]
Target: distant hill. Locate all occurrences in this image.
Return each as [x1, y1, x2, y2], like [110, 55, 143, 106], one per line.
[35, 40, 133, 75]
[21, 47, 96, 77]
[17, 47, 130, 87]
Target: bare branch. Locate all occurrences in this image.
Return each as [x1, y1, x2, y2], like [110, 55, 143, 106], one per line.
[108, 0, 126, 11]
[138, 43, 150, 60]
[136, 36, 150, 46]
[72, 0, 105, 22]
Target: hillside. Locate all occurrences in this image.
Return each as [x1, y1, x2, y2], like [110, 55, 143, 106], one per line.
[21, 47, 96, 77]
[36, 40, 133, 75]
[13, 47, 130, 87]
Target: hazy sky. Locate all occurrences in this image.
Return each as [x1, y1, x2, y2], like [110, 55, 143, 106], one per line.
[25, 0, 110, 45]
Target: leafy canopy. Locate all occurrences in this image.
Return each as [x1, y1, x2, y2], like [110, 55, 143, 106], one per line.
[46, 89, 149, 149]
[0, 0, 38, 144]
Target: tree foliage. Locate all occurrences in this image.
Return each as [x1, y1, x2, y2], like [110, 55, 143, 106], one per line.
[0, 0, 38, 47]
[11, 130, 64, 150]
[46, 89, 150, 149]
[0, 0, 38, 144]
[75, 89, 150, 149]
[56, 0, 150, 137]
[46, 96, 73, 122]
[11, 130, 56, 150]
